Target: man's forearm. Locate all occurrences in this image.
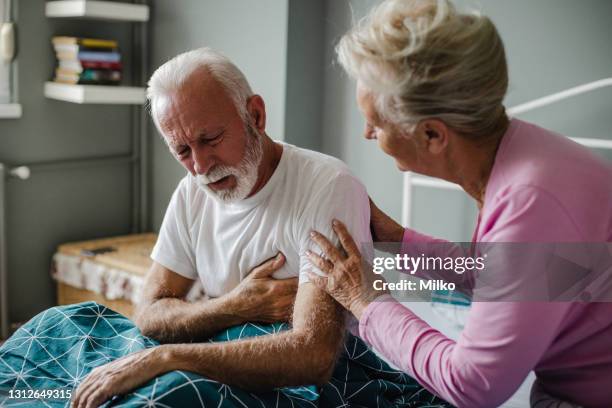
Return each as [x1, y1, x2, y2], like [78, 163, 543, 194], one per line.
[135, 295, 245, 343]
[157, 326, 343, 390]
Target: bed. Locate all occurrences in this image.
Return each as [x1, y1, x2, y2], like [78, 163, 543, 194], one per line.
[0, 301, 452, 407]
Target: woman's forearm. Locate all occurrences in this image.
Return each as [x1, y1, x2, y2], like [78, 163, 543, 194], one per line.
[359, 298, 568, 408]
[369, 198, 405, 243]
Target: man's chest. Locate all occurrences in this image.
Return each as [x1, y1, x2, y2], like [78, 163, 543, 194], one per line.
[190, 206, 304, 297]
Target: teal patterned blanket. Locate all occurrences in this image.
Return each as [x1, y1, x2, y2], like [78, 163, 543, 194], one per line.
[0, 302, 451, 407]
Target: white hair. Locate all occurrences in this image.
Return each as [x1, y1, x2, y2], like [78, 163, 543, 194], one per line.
[337, 0, 508, 139]
[147, 47, 254, 131]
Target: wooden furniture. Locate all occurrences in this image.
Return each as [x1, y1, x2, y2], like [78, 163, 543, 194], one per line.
[52, 233, 205, 319]
[53, 233, 156, 318]
[57, 283, 135, 317]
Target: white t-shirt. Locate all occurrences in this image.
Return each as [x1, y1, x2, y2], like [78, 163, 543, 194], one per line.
[151, 143, 372, 298]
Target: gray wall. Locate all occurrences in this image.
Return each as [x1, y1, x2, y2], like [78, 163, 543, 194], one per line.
[284, 0, 326, 151]
[149, 0, 289, 230]
[320, 0, 612, 241]
[0, 0, 135, 323]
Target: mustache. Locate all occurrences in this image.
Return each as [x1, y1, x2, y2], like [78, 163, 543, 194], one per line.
[196, 166, 235, 184]
[196, 123, 262, 186]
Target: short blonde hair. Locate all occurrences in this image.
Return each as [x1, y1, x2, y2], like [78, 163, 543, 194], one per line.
[337, 0, 508, 139]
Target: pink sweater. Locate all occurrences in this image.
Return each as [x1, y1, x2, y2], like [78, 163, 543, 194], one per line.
[359, 119, 612, 407]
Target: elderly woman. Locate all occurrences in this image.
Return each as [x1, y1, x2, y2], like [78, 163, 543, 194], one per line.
[306, 0, 612, 407]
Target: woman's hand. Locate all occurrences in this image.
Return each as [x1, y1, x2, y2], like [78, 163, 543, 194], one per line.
[306, 220, 385, 320]
[369, 197, 404, 243]
[72, 347, 167, 408]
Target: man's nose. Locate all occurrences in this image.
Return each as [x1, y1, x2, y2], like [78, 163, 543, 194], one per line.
[192, 146, 215, 175]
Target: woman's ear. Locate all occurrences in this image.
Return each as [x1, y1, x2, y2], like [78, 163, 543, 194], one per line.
[417, 119, 449, 154]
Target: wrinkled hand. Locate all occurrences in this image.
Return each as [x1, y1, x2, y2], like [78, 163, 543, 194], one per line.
[72, 347, 165, 408]
[369, 197, 404, 244]
[229, 253, 298, 323]
[306, 220, 386, 320]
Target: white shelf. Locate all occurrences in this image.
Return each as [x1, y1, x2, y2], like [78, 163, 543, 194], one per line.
[44, 82, 145, 105]
[0, 103, 22, 118]
[45, 0, 149, 22]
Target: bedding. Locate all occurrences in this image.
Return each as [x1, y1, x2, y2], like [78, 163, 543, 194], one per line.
[0, 302, 452, 407]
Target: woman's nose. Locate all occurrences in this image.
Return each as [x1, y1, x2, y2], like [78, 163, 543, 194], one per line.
[364, 124, 377, 140]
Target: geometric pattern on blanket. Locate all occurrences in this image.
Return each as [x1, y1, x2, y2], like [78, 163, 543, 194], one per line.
[0, 302, 452, 407]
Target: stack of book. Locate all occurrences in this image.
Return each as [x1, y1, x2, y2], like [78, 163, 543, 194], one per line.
[52, 37, 122, 85]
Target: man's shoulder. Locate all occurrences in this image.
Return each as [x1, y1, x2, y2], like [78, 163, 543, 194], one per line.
[283, 143, 358, 186]
[282, 144, 372, 248]
[281, 144, 368, 210]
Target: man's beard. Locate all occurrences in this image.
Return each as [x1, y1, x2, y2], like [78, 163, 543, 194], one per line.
[194, 123, 264, 203]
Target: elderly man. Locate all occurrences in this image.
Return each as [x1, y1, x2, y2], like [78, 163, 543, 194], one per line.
[72, 47, 372, 407]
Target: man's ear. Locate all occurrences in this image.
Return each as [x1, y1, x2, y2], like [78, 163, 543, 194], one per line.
[246, 95, 266, 133]
[416, 119, 449, 155]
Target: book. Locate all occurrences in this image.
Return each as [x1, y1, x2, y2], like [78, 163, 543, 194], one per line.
[51, 36, 123, 85]
[59, 60, 123, 73]
[52, 36, 118, 49]
[54, 43, 119, 54]
[54, 68, 121, 85]
[56, 50, 121, 63]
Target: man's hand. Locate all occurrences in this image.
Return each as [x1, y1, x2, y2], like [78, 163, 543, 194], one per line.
[228, 253, 298, 323]
[72, 348, 165, 408]
[135, 254, 296, 343]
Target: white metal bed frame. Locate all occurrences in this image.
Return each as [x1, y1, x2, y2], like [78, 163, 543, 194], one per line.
[402, 78, 612, 227]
